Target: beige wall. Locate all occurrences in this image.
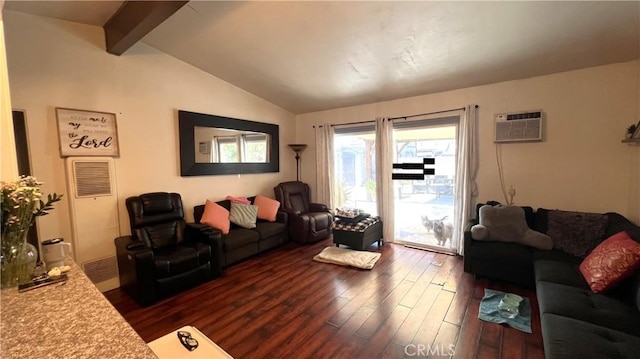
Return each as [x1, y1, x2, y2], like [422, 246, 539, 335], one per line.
[297, 61, 640, 224]
[1, 7, 18, 180]
[4, 11, 297, 243]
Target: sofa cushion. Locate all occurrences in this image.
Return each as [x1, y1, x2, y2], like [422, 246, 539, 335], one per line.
[154, 246, 203, 279]
[541, 313, 640, 359]
[254, 221, 287, 240]
[612, 269, 640, 312]
[463, 230, 534, 287]
[466, 239, 532, 265]
[229, 202, 259, 229]
[225, 195, 251, 204]
[546, 209, 608, 257]
[253, 195, 280, 222]
[580, 231, 640, 293]
[531, 248, 640, 301]
[223, 229, 260, 251]
[475, 202, 536, 228]
[534, 259, 589, 289]
[532, 248, 582, 264]
[628, 270, 640, 312]
[605, 212, 640, 240]
[473, 205, 552, 249]
[536, 281, 640, 336]
[201, 200, 230, 235]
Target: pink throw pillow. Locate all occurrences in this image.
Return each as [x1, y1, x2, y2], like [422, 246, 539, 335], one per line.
[579, 231, 640, 293]
[200, 200, 230, 235]
[253, 195, 280, 222]
[225, 195, 251, 205]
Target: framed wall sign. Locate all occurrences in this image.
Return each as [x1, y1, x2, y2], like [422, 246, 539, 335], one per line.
[56, 108, 120, 157]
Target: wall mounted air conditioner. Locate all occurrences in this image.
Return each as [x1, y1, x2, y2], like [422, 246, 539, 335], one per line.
[65, 157, 120, 292]
[494, 110, 543, 143]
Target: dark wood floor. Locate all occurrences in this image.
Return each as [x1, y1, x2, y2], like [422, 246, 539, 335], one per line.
[104, 238, 544, 359]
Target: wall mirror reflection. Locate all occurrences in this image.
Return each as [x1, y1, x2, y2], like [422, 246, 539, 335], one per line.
[194, 127, 270, 164]
[179, 110, 279, 176]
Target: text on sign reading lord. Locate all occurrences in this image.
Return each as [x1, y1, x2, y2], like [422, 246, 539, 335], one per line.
[56, 108, 119, 157]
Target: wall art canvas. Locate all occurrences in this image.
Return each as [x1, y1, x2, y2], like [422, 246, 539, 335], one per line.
[56, 108, 119, 157]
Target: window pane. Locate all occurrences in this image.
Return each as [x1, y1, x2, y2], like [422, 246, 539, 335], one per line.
[243, 135, 267, 162]
[333, 130, 377, 216]
[218, 137, 239, 163]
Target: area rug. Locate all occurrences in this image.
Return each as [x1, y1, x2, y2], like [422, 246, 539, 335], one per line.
[313, 246, 381, 270]
[478, 289, 532, 333]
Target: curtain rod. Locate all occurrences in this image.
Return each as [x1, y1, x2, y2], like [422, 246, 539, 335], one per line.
[330, 120, 374, 127]
[313, 120, 373, 128]
[388, 105, 478, 121]
[312, 104, 479, 128]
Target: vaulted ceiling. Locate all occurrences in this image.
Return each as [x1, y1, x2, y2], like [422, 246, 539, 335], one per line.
[4, 1, 639, 114]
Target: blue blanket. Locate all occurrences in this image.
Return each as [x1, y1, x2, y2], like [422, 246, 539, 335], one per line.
[478, 289, 532, 333]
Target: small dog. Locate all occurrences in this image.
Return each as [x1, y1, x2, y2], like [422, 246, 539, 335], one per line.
[432, 218, 453, 246]
[421, 215, 434, 232]
[421, 215, 448, 233]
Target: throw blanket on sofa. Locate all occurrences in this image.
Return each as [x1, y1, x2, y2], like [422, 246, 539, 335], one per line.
[313, 247, 381, 269]
[471, 205, 553, 250]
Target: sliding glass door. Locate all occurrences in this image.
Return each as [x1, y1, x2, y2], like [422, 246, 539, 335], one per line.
[392, 117, 458, 252]
[330, 115, 461, 253]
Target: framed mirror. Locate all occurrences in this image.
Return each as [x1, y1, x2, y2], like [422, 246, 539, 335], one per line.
[179, 110, 279, 176]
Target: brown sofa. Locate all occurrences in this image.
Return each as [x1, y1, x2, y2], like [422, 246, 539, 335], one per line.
[193, 196, 288, 268]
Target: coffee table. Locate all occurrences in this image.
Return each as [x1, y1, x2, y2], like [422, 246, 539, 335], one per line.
[148, 325, 233, 358]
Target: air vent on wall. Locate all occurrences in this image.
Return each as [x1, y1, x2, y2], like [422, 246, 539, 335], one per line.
[73, 161, 112, 198]
[494, 110, 543, 143]
[65, 157, 120, 292]
[82, 255, 118, 284]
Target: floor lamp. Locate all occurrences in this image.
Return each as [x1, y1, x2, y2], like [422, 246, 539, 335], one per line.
[288, 144, 307, 181]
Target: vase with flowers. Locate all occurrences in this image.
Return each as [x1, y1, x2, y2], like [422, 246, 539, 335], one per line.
[1, 176, 62, 288]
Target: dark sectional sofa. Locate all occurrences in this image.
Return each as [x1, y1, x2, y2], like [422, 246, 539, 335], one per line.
[194, 197, 288, 268]
[464, 203, 640, 358]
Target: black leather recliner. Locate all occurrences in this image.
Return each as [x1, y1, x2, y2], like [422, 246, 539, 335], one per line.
[274, 181, 333, 244]
[115, 192, 223, 306]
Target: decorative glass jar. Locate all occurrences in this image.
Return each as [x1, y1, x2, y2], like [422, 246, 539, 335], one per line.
[1, 232, 38, 289]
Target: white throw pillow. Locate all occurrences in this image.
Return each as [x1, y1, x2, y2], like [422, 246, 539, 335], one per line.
[229, 202, 259, 229]
[472, 205, 553, 250]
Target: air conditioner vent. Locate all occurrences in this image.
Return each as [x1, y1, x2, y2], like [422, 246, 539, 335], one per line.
[73, 161, 112, 198]
[82, 256, 118, 284]
[494, 110, 543, 143]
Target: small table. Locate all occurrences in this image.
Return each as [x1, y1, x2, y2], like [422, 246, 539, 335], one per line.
[332, 215, 383, 250]
[148, 325, 233, 359]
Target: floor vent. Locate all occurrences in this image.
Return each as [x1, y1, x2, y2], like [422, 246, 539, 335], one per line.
[82, 256, 118, 284]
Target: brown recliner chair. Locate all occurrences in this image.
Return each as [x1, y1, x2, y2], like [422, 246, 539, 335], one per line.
[115, 192, 223, 306]
[274, 181, 333, 244]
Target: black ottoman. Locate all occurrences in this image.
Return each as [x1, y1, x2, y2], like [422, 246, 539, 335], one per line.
[332, 216, 383, 250]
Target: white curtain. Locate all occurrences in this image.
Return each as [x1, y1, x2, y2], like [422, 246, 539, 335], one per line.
[452, 105, 479, 255]
[375, 117, 395, 243]
[315, 124, 334, 208]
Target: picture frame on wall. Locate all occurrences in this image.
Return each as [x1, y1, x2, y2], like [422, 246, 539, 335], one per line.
[56, 107, 120, 157]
